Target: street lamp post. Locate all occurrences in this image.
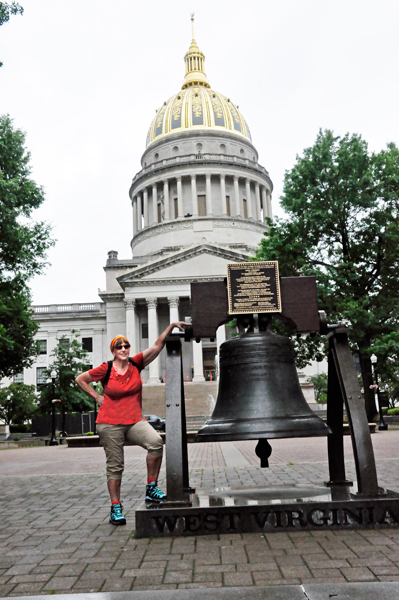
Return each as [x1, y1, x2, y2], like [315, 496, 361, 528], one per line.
[92, 382, 97, 435]
[370, 354, 388, 431]
[49, 369, 59, 446]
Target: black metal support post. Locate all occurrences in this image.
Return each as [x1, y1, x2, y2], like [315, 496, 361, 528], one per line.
[49, 376, 58, 446]
[164, 335, 191, 505]
[327, 328, 379, 497]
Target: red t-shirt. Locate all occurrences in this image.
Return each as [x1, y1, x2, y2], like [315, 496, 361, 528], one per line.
[89, 353, 144, 425]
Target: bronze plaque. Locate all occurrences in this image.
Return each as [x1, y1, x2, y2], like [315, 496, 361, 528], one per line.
[227, 261, 281, 315]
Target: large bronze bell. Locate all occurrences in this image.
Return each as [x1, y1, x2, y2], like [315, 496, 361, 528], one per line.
[195, 331, 331, 442]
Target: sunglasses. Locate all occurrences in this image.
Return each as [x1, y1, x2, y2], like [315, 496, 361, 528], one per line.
[115, 343, 130, 350]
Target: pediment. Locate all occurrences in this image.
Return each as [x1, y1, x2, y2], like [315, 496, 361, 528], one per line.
[117, 243, 251, 288]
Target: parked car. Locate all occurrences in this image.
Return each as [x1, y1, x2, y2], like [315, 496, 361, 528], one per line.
[144, 414, 165, 432]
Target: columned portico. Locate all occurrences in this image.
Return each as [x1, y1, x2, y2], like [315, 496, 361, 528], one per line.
[191, 174, 198, 217]
[143, 188, 149, 227]
[125, 298, 138, 356]
[234, 176, 241, 217]
[255, 182, 261, 221]
[205, 173, 212, 215]
[220, 174, 227, 215]
[146, 297, 160, 384]
[245, 178, 252, 218]
[137, 193, 143, 231]
[192, 339, 205, 382]
[177, 177, 183, 218]
[168, 296, 180, 323]
[132, 198, 138, 235]
[152, 184, 158, 225]
[163, 180, 170, 220]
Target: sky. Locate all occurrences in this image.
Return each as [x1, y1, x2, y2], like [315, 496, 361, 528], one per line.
[1, 0, 399, 305]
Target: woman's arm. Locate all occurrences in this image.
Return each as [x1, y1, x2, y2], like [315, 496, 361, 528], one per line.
[76, 371, 104, 406]
[142, 321, 188, 367]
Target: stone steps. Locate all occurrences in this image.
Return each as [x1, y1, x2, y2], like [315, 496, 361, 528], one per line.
[142, 381, 218, 417]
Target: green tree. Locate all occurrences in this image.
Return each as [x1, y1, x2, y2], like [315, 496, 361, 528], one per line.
[255, 130, 399, 420]
[0, 382, 36, 424]
[37, 332, 93, 429]
[0, 115, 55, 378]
[0, 2, 23, 67]
[308, 373, 328, 404]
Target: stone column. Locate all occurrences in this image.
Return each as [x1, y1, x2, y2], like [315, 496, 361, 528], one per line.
[152, 184, 158, 225]
[137, 193, 143, 231]
[177, 176, 183, 218]
[261, 187, 267, 222]
[245, 178, 253, 218]
[266, 189, 272, 219]
[191, 174, 198, 216]
[125, 298, 138, 356]
[146, 297, 160, 384]
[255, 182, 261, 221]
[216, 324, 226, 380]
[168, 296, 180, 324]
[220, 174, 227, 215]
[205, 173, 213, 215]
[234, 176, 241, 216]
[143, 188, 149, 228]
[163, 180, 170, 220]
[192, 339, 205, 382]
[132, 197, 138, 235]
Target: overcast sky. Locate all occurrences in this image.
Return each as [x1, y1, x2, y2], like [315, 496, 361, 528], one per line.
[1, 0, 398, 305]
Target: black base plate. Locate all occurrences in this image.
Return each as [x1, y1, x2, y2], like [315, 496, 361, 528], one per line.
[135, 484, 399, 538]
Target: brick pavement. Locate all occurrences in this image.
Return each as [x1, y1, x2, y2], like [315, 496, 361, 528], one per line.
[1, 431, 399, 596]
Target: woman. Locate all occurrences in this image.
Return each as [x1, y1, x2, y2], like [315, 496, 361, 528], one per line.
[76, 321, 187, 526]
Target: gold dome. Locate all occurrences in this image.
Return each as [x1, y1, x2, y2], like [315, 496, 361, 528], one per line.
[145, 15, 252, 148]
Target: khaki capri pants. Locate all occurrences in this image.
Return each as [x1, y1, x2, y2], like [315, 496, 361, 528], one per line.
[97, 420, 163, 481]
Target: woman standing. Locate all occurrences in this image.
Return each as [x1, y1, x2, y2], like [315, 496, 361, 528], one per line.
[76, 321, 187, 525]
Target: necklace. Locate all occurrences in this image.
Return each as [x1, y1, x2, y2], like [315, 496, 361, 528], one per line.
[113, 361, 131, 383]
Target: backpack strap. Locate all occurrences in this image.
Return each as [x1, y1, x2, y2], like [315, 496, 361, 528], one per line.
[101, 357, 142, 389]
[101, 360, 113, 389]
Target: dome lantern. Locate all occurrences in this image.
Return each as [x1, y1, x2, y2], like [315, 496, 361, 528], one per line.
[182, 13, 210, 89]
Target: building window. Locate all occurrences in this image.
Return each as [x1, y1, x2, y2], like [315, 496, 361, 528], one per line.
[38, 340, 47, 355]
[142, 323, 149, 339]
[198, 195, 206, 216]
[243, 198, 248, 218]
[157, 203, 162, 223]
[59, 338, 70, 350]
[36, 367, 47, 388]
[13, 371, 24, 384]
[82, 337, 93, 352]
[226, 195, 231, 216]
[174, 197, 178, 219]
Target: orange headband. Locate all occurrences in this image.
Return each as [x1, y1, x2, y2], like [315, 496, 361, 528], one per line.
[110, 335, 129, 352]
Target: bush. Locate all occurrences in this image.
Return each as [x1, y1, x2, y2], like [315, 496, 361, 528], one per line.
[10, 424, 31, 433]
[387, 407, 399, 415]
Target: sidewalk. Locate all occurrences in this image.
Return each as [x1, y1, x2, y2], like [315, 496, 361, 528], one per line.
[1, 432, 399, 596]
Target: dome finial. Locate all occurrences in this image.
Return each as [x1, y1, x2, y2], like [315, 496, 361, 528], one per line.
[191, 11, 195, 42]
[182, 13, 210, 89]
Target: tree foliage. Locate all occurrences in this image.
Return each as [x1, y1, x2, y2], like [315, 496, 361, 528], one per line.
[308, 373, 328, 404]
[255, 129, 399, 419]
[0, 382, 36, 424]
[0, 115, 55, 378]
[0, 2, 23, 67]
[37, 332, 92, 415]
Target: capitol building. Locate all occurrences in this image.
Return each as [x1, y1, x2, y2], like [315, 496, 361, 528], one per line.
[22, 21, 275, 389]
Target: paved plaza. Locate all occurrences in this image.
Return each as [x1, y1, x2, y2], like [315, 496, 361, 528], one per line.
[1, 431, 399, 597]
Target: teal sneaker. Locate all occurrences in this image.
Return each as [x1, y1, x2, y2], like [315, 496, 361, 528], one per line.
[109, 503, 126, 526]
[145, 482, 167, 502]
